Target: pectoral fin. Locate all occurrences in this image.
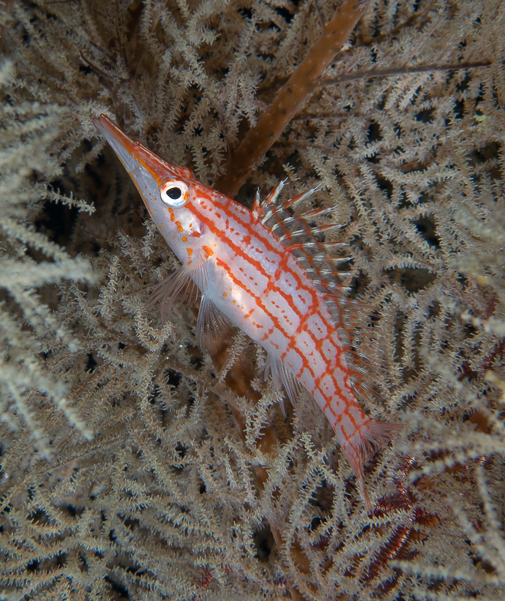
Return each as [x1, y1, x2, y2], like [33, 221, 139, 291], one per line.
[147, 258, 209, 323]
[196, 295, 234, 354]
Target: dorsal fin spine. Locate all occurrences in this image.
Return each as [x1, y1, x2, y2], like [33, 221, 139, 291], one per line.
[271, 222, 285, 235]
[323, 241, 348, 249]
[264, 180, 286, 205]
[290, 241, 347, 253]
[259, 183, 352, 308]
[311, 223, 343, 235]
[299, 206, 334, 220]
[260, 208, 274, 224]
[283, 187, 317, 211]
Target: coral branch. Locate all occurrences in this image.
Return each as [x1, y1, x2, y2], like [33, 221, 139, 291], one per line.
[214, 0, 370, 197]
[322, 59, 492, 85]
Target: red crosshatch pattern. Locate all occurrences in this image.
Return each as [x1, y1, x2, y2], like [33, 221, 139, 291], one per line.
[94, 115, 401, 511]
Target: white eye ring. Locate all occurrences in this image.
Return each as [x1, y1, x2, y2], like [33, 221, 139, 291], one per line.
[160, 180, 190, 207]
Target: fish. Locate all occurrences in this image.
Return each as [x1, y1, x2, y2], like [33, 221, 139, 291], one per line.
[93, 114, 401, 510]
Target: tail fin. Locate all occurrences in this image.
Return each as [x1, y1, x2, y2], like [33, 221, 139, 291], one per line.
[342, 420, 402, 512]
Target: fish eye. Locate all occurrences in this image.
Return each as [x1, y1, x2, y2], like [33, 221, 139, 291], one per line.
[160, 180, 189, 207]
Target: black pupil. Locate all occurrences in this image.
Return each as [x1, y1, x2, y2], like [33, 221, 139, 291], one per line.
[167, 187, 182, 200]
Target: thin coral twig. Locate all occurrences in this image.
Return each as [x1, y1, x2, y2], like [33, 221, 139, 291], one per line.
[322, 60, 492, 85]
[214, 0, 370, 198]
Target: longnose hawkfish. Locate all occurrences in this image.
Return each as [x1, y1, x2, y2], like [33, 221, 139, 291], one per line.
[93, 115, 401, 511]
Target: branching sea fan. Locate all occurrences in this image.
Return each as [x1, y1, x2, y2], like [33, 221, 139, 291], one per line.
[0, 1, 504, 600]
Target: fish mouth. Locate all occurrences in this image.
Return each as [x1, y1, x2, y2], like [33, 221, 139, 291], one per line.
[93, 115, 137, 173]
[93, 114, 187, 186]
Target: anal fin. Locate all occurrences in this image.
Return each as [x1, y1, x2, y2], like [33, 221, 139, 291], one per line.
[265, 353, 303, 413]
[264, 354, 329, 433]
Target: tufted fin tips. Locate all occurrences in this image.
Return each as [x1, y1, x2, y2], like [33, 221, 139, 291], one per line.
[264, 179, 287, 205]
[342, 420, 403, 512]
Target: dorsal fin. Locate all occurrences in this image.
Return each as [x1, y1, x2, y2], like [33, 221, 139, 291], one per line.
[254, 182, 352, 305]
[257, 184, 388, 428]
[256, 184, 375, 371]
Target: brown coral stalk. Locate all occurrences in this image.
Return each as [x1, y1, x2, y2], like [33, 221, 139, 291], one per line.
[214, 0, 370, 198]
[322, 59, 492, 85]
